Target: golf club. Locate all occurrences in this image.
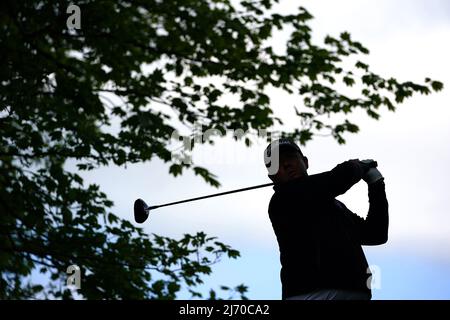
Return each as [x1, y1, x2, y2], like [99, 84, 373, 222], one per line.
[134, 182, 274, 223]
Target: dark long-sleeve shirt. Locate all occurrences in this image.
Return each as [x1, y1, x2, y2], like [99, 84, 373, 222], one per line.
[268, 160, 389, 300]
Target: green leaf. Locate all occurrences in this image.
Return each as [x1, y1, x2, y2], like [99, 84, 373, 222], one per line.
[169, 164, 183, 177]
[431, 81, 444, 92]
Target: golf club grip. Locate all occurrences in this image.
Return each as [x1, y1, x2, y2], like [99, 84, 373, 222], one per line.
[151, 182, 274, 210]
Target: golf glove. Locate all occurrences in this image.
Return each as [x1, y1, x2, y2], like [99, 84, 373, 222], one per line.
[360, 159, 383, 184]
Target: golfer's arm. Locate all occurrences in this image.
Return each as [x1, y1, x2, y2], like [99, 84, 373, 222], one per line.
[304, 160, 363, 199]
[360, 179, 389, 245]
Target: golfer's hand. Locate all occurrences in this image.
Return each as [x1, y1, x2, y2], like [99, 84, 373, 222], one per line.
[348, 159, 377, 174]
[360, 159, 383, 184]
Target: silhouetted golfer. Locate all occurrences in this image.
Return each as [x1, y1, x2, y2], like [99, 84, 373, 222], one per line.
[264, 139, 389, 300]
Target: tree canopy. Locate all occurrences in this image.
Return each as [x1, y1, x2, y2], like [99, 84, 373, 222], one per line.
[0, 0, 442, 299]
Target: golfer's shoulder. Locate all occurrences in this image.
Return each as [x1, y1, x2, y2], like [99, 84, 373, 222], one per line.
[268, 190, 288, 217]
[268, 191, 279, 213]
[267, 179, 309, 210]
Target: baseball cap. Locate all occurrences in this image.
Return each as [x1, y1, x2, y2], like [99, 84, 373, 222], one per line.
[263, 138, 302, 168]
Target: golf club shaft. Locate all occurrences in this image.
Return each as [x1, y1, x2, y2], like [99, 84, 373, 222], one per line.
[149, 182, 274, 210]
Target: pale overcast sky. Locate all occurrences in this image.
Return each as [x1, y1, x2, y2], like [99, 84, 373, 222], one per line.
[72, 0, 450, 299]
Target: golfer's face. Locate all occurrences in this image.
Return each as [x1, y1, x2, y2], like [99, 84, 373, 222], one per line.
[270, 150, 307, 184]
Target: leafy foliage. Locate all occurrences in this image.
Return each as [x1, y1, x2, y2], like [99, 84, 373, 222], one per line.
[0, 0, 442, 299]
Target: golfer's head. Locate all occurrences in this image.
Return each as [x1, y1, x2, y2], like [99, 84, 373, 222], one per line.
[264, 139, 308, 184]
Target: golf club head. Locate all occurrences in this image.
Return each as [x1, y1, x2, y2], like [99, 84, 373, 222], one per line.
[134, 198, 150, 223]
